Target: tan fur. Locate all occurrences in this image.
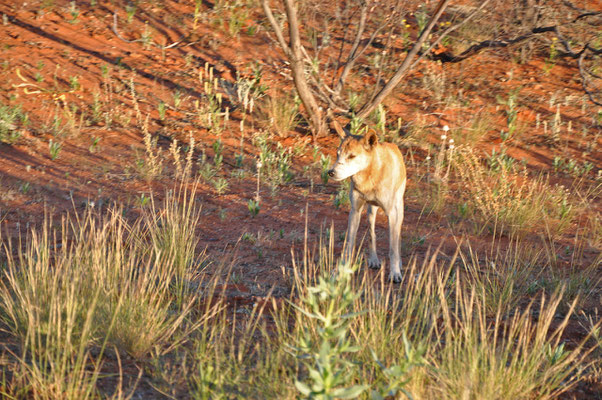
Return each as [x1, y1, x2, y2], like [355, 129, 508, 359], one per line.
[328, 130, 407, 282]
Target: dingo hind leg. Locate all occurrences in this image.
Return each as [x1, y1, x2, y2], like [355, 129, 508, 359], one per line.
[367, 204, 381, 269]
[388, 194, 404, 283]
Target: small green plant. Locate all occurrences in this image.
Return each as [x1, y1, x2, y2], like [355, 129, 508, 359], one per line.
[19, 181, 31, 194]
[198, 151, 217, 181]
[101, 63, 110, 79]
[196, 63, 228, 134]
[89, 136, 100, 153]
[320, 153, 332, 184]
[91, 91, 103, 123]
[0, 102, 27, 143]
[218, 208, 227, 221]
[422, 62, 447, 103]
[254, 133, 294, 190]
[247, 199, 260, 217]
[235, 153, 244, 168]
[246, 24, 257, 36]
[496, 87, 521, 142]
[172, 90, 183, 110]
[228, 6, 248, 37]
[415, 4, 429, 36]
[48, 139, 62, 160]
[158, 101, 166, 120]
[553, 157, 594, 177]
[457, 201, 469, 219]
[193, 0, 203, 30]
[212, 177, 229, 195]
[544, 37, 558, 73]
[69, 75, 80, 91]
[374, 104, 387, 136]
[212, 139, 223, 169]
[137, 193, 150, 207]
[487, 147, 515, 172]
[126, 4, 136, 23]
[333, 181, 350, 209]
[68, 1, 79, 23]
[141, 22, 153, 50]
[291, 258, 424, 400]
[291, 262, 369, 399]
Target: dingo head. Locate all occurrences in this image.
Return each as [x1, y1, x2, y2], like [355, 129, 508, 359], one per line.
[327, 125, 378, 182]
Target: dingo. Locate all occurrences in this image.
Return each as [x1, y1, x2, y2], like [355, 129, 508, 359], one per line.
[327, 120, 407, 283]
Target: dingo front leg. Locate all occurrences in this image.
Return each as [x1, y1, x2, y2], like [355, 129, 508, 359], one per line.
[367, 205, 381, 269]
[343, 190, 365, 265]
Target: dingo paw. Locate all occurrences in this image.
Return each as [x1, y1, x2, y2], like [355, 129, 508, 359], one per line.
[368, 257, 381, 269]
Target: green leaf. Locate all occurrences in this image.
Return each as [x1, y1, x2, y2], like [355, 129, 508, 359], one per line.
[370, 390, 385, 400]
[385, 365, 405, 377]
[319, 341, 332, 360]
[332, 384, 369, 399]
[295, 380, 312, 396]
[309, 368, 323, 383]
[344, 345, 361, 353]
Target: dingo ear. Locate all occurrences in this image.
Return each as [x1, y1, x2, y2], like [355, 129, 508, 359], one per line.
[327, 110, 349, 139]
[364, 131, 378, 149]
[330, 118, 349, 139]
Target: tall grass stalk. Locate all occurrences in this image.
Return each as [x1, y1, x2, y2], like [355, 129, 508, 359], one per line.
[0, 219, 108, 399]
[282, 233, 593, 399]
[0, 184, 215, 396]
[456, 147, 576, 238]
[0, 195, 596, 398]
[432, 284, 588, 400]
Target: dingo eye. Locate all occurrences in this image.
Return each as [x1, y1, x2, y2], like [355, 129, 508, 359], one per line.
[348, 154, 356, 160]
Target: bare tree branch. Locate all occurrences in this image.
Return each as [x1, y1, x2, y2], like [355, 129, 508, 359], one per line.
[441, 26, 555, 62]
[112, 13, 143, 44]
[300, 45, 337, 97]
[410, 0, 494, 70]
[579, 48, 602, 106]
[573, 11, 602, 22]
[261, 0, 292, 58]
[262, 0, 601, 136]
[356, 0, 452, 119]
[336, 17, 391, 98]
[264, 0, 326, 137]
[438, 9, 602, 62]
[333, 3, 368, 95]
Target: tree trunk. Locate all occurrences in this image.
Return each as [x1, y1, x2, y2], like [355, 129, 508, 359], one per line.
[261, 0, 326, 138]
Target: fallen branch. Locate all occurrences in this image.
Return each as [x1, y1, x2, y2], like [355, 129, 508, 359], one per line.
[439, 10, 602, 62]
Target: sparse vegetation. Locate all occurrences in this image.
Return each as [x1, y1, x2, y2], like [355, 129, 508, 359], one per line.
[0, 101, 27, 143]
[456, 147, 577, 238]
[48, 139, 62, 160]
[259, 94, 300, 138]
[3, 197, 594, 398]
[0, 0, 600, 398]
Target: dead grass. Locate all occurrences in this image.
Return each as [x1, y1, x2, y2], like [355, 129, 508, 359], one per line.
[455, 147, 578, 238]
[0, 0, 600, 398]
[0, 187, 598, 398]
